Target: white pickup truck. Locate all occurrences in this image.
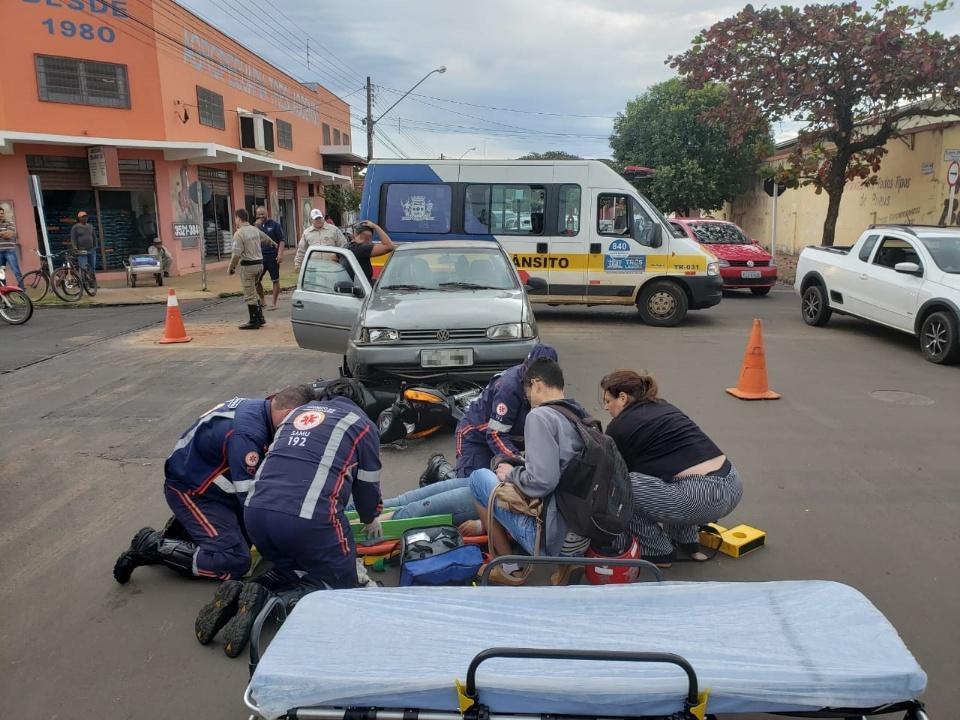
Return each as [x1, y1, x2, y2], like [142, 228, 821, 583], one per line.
[795, 225, 960, 364]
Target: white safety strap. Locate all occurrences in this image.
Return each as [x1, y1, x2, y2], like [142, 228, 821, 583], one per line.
[298, 412, 362, 519]
[357, 469, 381, 484]
[487, 419, 511, 432]
[213, 476, 253, 495]
[172, 410, 236, 453]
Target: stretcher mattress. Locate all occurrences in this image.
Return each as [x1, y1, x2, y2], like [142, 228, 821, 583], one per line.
[247, 581, 926, 719]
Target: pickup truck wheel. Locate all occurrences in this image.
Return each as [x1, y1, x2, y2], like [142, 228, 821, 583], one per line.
[750, 287, 771, 296]
[920, 311, 960, 364]
[637, 280, 688, 327]
[801, 284, 831, 326]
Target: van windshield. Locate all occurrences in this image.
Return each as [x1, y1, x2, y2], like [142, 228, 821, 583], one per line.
[380, 248, 518, 290]
[689, 223, 750, 245]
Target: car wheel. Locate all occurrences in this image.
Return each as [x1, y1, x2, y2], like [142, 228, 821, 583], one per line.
[750, 287, 771, 296]
[919, 311, 960, 364]
[637, 280, 688, 327]
[801, 284, 831, 326]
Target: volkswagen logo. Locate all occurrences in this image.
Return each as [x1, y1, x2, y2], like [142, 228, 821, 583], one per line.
[436, 329, 450, 342]
[747, 260, 755, 267]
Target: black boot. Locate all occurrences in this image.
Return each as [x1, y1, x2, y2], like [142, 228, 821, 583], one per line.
[156, 538, 199, 577]
[419, 453, 458, 488]
[113, 527, 161, 584]
[254, 304, 266, 327]
[195, 580, 243, 645]
[238, 305, 259, 330]
[160, 515, 191, 541]
[222, 582, 270, 658]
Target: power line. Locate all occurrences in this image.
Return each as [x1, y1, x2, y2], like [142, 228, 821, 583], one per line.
[395, 117, 611, 140]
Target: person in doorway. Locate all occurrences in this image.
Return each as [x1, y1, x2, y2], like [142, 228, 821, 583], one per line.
[138, 205, 158, 244]
[71, 211, 98, 272]
[600, 369, 743, 567]
[0, 206, 23, 288]
[195, 379, 383, 657]
[112, 385, 315, 587]
[254, 205, 285, 311]
[148, 238, 173, 277]
[348, 220, 396, 283]
[293, 208, 346, 271]
[229, 208, 275, 330]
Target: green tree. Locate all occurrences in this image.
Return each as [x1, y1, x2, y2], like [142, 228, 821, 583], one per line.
[670, 1, 960, 245]
[610, 78, 772, 216]
[517, 150, 582, 160]
[321, 184, 362, 226]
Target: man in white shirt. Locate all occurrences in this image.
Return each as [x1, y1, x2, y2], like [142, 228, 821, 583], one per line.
[148, 238, 173, 277]
[294, 208, 347, 270]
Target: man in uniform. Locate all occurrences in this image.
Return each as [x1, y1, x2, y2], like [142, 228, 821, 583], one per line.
[194, 378, 383, 657]
[112, 385, 315, 586]
[420, 344, 559, 485]
[254, 205, 285, 311]
[229, 208, 275, 330]
[294, 208, 346, 271]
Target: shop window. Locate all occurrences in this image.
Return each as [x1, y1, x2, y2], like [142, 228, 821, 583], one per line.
[322, 123, 332, 145]
[384, 184, 451, 234]
[196, 86, 225, 130]
[277, 119, 293, 150]
[36, 55, 130, 109]
[465, 184, 545, 235]
[558, 184, 581, 236]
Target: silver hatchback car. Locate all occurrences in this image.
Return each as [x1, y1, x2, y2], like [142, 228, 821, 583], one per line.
[291, 240, 542, 380]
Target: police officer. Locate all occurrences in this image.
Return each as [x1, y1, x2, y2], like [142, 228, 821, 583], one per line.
[420, 344, 559, 485]
[112, 385, 315, 585]
[229, 208, 276, 330]
[194, 378, 383, 658]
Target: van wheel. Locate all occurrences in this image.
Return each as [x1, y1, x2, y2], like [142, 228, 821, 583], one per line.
[637, 280, 688, 327]
[801, 284, 831, 326]
[920, 311, 960, 364]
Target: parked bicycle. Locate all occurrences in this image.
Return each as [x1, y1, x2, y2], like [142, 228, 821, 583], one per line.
[75, 250, 98, 297]
[0, 266, 33, 325]
[21, 249, 84, 302]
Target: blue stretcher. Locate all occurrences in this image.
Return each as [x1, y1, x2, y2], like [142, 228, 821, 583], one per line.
[244, 580, 928, 720]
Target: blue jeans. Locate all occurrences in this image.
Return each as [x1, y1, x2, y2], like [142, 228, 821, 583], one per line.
[384, 477, 477, 525]
[0, 250, 23, 287]
[470, 469, 538, 555]
[78, 250, 96, 272]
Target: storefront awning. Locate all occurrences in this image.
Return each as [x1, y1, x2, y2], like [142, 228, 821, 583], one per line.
[0, 131, 352, 185]
[320, 144, 368, 166]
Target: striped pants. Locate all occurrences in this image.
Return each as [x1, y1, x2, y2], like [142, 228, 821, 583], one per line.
[621, 465, 743, 557]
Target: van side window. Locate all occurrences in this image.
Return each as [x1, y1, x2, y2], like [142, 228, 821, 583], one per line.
[383, 183, 452, 234]
[464, 184, 545, 235]
[597, 194, 630, 236]
[858, 234, 879, 262]
[558, 185, 581, 236]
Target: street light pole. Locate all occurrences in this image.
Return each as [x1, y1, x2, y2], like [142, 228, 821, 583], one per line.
[459, 147, 477, 159]
[364, 66, 446, 161]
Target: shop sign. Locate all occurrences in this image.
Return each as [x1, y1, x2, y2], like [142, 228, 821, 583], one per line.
[945, 149, 960, 163]
[172, 222, 201, 248]
[87, 146, 120, 187]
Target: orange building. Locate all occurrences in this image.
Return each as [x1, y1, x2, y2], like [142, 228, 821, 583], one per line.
[0, 0, 364, 278]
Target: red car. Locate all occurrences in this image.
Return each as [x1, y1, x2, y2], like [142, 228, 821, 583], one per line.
[670, 218, 777, 296]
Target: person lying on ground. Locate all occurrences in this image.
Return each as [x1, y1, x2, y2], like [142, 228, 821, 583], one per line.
[601, 369, 743, 567]
[418, 343, 559, 486]
[112, 385, 316, 585]
[194, 378, 383, 658]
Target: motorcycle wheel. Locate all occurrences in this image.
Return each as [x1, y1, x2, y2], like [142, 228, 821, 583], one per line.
[0, 289, 34, 325]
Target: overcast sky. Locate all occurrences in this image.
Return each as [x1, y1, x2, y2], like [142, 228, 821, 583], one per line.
[176, 0, 960, 161]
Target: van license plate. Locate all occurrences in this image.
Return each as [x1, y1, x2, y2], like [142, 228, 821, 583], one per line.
[741, 270, 762, 279]
[420, 348, 474, 368]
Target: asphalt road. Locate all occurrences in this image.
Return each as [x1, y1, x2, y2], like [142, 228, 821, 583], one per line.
[0, 288, 956, 719]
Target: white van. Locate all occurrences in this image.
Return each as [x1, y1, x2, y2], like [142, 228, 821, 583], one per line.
[359, 159, 721, 325]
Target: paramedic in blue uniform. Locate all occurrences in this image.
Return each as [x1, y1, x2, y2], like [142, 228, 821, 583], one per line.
[420, 344, 558, 484]
[112, 385, 315, 585]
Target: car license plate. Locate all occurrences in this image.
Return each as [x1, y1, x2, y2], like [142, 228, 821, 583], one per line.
[420, 348, 474, 368]
[741, 270, 762, 279]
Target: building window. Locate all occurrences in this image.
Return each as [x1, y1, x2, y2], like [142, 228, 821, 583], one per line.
[333, 128, 341, 145]
[196, 86, 225, 130]
[322, 123, 331, 145]
[35, 55, 130, 109]
[277, 119, 293, 149]
[343, 132, 350, 146]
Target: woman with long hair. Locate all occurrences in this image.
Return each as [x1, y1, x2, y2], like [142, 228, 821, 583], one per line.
[600, 369, 742, 566]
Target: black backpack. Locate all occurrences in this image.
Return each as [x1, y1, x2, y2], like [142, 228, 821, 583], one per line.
[543, 402, 633, 542]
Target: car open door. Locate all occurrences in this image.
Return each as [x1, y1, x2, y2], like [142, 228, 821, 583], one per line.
[291, 246, 371, 354]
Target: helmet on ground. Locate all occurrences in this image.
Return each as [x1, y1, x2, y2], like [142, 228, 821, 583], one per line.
[584, 537, 641, 585]
[523, 343, 558, 367]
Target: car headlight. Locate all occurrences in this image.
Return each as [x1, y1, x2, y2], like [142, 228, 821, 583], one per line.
[707, 261, 721, 276]
[487, 323, 534, 339]
[361, 328, 399, 343]
[717, 259, 730, 268]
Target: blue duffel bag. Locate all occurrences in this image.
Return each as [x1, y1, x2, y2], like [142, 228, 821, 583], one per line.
[399, 526, 484, 587]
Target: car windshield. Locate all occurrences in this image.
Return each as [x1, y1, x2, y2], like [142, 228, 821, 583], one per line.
[919, 236, 960, 274]
[690, 223, 749, 244]
[379, 248, 518, 291]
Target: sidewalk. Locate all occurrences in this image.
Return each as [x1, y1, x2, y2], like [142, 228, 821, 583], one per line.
[36, 265, 300, 307]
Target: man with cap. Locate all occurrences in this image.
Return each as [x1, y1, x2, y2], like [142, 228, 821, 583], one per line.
[418, 344, 560, 486]
[70, 210, 98, 272]
[294, 208, 347, 271]
[348, 220, 396, 283]
[148, 237, 173, 277]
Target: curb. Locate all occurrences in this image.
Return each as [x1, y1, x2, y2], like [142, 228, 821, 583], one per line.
[36, 283, 298, 309]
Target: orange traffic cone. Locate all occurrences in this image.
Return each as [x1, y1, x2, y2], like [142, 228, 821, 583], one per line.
[158, 289, 192, 344]
[726, 318, 779, 400]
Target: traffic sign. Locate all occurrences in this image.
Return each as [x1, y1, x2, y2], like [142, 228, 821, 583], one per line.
[948, 161, 960, 187]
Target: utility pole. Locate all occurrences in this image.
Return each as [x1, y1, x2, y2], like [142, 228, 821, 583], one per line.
[366, 76, 374, 162]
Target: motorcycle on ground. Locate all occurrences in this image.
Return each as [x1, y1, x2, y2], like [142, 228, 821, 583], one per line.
[0, 267, 34, 325]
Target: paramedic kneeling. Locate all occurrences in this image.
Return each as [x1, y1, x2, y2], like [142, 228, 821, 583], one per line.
[112, 385, 315, 584]
[601, 369, 742, 567]
[470, 358, 589, 585]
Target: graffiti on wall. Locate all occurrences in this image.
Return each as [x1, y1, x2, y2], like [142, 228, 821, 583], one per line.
[170, 164, 200, 224]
